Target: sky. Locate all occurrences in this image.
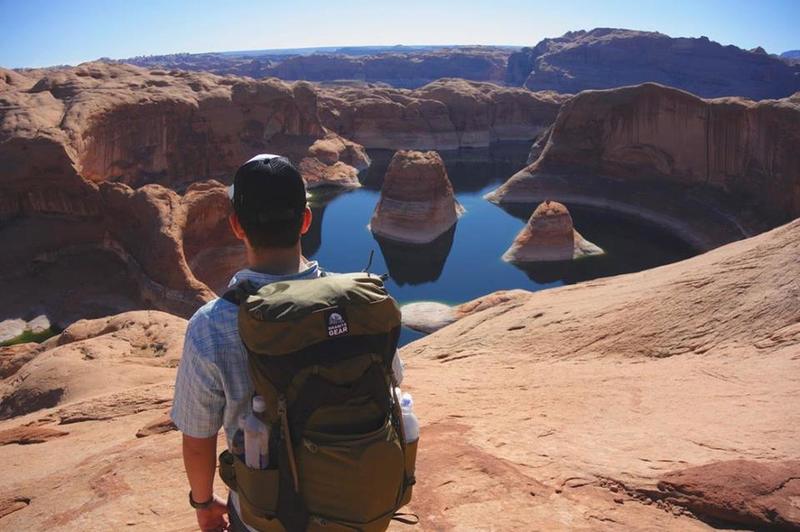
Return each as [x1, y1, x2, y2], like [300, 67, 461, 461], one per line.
[1, 0, 798, 68]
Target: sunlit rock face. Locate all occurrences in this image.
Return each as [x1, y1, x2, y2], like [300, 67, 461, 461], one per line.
[507, 28, 800, 100]
[503, 201, 603, 262]
[318, 79, 567, 150]
[0, 62, 372, 325]
[487, 83, 800, 251]
[370, 150, 464, 244]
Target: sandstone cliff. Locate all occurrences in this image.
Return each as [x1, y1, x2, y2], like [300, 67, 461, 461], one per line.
[0, 218, 797, 530]
[124, 47, 512, 89]
[487, 83, 800, 250]
[319, 79, 567, 150]
[507, 28, 800, 100]
[0, 62, 370, 325]
[263, 48, 509, 89]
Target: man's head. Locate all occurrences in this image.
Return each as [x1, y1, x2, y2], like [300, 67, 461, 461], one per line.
[228, 154, 312, 251]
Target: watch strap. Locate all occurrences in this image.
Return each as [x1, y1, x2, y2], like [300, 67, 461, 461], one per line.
[189, 490, 213, 509]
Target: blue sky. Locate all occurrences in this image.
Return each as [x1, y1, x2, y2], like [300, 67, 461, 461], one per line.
[1, 0, 798, 68]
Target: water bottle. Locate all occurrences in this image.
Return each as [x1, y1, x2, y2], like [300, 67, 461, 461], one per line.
[244, 396, 270, 469]
[231, 415, 246, 460]
[400, 392, 419, 443]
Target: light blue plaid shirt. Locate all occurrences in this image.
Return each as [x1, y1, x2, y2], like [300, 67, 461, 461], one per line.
[171, 261, 403, 527]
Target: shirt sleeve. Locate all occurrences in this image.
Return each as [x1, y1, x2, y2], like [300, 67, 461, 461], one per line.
[391, 350, 404, 386]
[170, 325, 226, 438]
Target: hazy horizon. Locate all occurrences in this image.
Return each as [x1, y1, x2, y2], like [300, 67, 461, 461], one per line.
[1, 0, 799, 69]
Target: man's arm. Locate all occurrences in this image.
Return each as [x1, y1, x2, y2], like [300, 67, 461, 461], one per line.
[171, 323, 228, 531]
[183, 434, 228, 531]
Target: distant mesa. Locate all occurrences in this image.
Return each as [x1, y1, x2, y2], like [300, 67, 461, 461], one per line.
[506, 28, 800, 100]
[369, 150, 464, 244]
[503, 201, 603, 263]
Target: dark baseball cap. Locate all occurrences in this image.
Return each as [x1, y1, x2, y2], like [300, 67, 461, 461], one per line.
[228, 154, 306, 222]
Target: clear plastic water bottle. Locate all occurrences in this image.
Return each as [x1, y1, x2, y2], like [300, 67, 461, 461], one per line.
[400, 392, 419, 443]
[231, 414, 246, 460]
[244, 396, 270, 469]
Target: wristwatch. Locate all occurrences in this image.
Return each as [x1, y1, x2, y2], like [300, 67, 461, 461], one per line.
[189, 490, 214, 509]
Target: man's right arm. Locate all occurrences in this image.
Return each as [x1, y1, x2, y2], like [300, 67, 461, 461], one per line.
[171, 323, 228, 530]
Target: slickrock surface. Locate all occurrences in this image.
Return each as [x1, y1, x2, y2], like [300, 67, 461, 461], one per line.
[400, 218, 800, 530]
[507, 28, 800, 99]
[487, 83, 800, 250]
[502, 201, 603, 262]
[370, 151, 464, 244]
[320, 79, 567, 150]
[401, 290, 529, 333]
[0, 219, 797, 530]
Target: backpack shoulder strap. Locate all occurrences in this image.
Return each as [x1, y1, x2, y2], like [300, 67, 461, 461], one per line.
[221, 280, 257, 306]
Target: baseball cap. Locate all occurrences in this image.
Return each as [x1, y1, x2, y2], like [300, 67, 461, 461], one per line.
[229, 154, 306, 223]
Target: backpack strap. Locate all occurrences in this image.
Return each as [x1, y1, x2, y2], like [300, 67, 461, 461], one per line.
[221, 280, 257, 306]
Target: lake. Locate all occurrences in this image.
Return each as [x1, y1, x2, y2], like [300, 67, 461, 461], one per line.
[299, 148, 697, 345]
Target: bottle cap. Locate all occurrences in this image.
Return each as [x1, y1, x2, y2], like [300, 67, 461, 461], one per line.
[252, 395, 267, 413]
[400, 392, 413, 409]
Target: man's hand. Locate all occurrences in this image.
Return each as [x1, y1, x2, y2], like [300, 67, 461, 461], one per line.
[195, 493, 229, 531]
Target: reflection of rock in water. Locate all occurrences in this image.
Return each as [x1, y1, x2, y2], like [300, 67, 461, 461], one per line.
[303, 187, 354, 258]
[375, 225, 456, 286]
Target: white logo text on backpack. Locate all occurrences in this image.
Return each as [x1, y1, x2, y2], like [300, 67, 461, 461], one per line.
[326, 310, 349, 337]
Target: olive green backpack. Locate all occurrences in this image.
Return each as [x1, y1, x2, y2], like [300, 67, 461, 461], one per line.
[218, 272, 418, 531]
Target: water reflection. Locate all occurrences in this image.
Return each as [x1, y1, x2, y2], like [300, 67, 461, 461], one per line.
[373, 224, 457, 286]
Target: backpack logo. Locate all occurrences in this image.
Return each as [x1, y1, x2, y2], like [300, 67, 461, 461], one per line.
[325, 309, 349, 337]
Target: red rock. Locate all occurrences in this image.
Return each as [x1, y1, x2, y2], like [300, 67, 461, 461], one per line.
[370, 150, 463, 244]
[487, 83, 800, 250]
[508, 28, 800, 100]
[657, 460, 800, 529]
[136, 412, 177, 438]
[502, 201, 603, 262]
[0, 424, 68, 445]
[320, 79, 565, 150]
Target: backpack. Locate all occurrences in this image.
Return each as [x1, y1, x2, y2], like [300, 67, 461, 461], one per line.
[218, 272, 418, 531]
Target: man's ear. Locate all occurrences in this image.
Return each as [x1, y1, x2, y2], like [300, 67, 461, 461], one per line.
[229, 213, 247, 241]
[299, 206, 313, 235]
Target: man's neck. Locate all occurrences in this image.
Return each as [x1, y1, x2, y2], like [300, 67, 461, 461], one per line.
[247, 245, 307, 276]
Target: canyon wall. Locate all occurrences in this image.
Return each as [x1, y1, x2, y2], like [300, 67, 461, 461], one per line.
[0, 63, 366, 322]
[320, 79, 567, 150]
[488, 84, 800, 247]
[507, 28, 800, 100]
[264, 48, 509, 88]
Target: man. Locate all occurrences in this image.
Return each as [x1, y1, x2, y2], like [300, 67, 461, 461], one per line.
[170, 154, 403, 532]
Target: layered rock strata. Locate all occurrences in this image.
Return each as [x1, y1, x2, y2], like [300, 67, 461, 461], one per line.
[502, 200, 603, 262]
[0, 63, 370, 324]
[319, 79, 566, 150]
[507, 28, 800, 100]
[488, 83, 800, 250]
[370, 151, 464, 244]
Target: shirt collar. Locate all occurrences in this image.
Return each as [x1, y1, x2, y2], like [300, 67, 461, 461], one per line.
[227, 260, 320, 288]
